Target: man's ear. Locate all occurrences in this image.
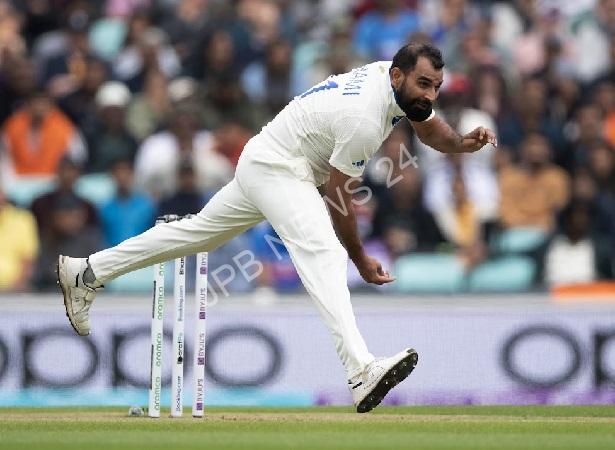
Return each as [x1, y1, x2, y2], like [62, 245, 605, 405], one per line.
[390, 67, 404, 89]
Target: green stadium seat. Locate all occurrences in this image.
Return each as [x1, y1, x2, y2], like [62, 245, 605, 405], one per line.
[5, 177, 54, 207]
[107, 266, 153, 293]
[394, 253, 465, 293]
[468, 256, 536, 292]
[75, 173, 116, 207]
[494, 227, 547, 254]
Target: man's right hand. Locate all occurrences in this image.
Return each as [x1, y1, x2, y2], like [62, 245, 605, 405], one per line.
[356, 255, 395, 285]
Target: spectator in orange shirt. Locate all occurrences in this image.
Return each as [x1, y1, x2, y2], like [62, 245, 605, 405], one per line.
[499, 133, 570, 232]
[1, 91, 86, 178]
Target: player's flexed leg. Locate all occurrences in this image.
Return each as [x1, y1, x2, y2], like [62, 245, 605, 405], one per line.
[58, 43, 495, 412]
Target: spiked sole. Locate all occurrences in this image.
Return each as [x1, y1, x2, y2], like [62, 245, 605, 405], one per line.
[56, 257, 89, 336]
[356, 349, 418, 413]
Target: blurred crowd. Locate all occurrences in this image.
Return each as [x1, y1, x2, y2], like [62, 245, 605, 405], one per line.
[0, 0, 614, 293]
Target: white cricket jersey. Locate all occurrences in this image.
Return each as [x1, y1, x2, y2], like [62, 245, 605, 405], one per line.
[253, 61, 433, 186]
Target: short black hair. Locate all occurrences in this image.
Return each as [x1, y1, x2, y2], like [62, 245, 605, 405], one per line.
[391, 43, 444, 73]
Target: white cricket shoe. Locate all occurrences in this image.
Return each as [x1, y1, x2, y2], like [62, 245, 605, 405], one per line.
[350, 348, 418, 413]
[57, 255, 99, 336]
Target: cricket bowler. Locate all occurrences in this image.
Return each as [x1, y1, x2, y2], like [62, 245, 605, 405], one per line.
[57, 43, 496, 413]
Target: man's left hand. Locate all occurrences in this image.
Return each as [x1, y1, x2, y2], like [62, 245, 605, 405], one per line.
[461, 127, 497, 153]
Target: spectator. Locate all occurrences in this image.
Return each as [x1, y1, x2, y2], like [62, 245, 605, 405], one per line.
[585, 142, 615, 236]
[187, 29, 237, 85]
[57, 56, 109, 133]
[106, 0, 151, 18]
[420, 0, 478, 71]
[353, 0, 420, 60]
[39, 5, 96, 98]
[213, 119, 253, 167]
[125, 70, 171, 141]
[114, 20, 181, 92]
[545, 200, 614, 286]
[564, 103, 605, 171]
[236, 0, 297, 60]
[592, 35, 615, 89]
[1, 91, 86, 179]
[30, 156, 98, 238]
[0, 56, 36, 126]
[571, 0, 615, 83]
[592, 82, 615, 147]
[0, 186, 39, 291]
[201, 74, 264, 132]
[242, 39, 293, 119]
[416, 73, 499, 225]
[431, 166, 480, 247]
[490, 0, 540, 61]
[33, 192, 102, 289]
[162, 0, 209, 65]
[157, 161, 206, 217]
[293, 18, 364, 96]
[0, 1, 26, 65]
[456, 26, 502, 76]
[372, 166, 445, 252]
[86, 81, 138, 173]
[499, 133, 570, 232]
[470, 66, 509, 125]
[20, 0, 61, 48]
[134, 102, 233, 198]
[497, 76, 566, 155]
[100, 158, 155, 246]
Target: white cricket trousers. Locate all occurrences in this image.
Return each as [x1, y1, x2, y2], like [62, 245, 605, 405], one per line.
[89, 138, 375, 379]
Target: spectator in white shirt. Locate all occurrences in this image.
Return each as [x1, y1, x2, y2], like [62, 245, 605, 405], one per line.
[134, 102, 233, 199]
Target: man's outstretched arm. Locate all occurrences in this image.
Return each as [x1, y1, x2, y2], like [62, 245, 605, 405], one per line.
[326, 168, 394, 285]
[411, 115, 497, 154]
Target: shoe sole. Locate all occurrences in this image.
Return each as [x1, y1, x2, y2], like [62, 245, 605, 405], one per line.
[56, 256, 88, 336]
[356, 348, 418, 413]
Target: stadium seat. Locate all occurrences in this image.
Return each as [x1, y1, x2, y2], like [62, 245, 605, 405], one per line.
[468, 256, 536, 292]
[75, 173, 116, 207]
[5, 176, 54, 207]
[107, 266, 153, 293]
[493, 227, 547, 254]
[394, 254, 465, 293]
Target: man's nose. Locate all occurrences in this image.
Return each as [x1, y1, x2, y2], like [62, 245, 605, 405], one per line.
[424, 88, 437, 102]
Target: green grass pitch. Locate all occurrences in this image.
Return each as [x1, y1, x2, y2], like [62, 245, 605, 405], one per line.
[1, 406, 614, 450]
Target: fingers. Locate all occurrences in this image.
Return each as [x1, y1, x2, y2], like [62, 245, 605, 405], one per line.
[485, 129, 498, 147]
[478, 127, 485, 141]
[358, 256, 396, 285]
[371, 275, 395, 285]
[361, 265, 396, 285]
[474, 127, 498, 149]
[369, 270, 396, 285]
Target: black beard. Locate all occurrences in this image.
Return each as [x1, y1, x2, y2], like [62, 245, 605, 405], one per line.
[392, 86, 433, 122]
